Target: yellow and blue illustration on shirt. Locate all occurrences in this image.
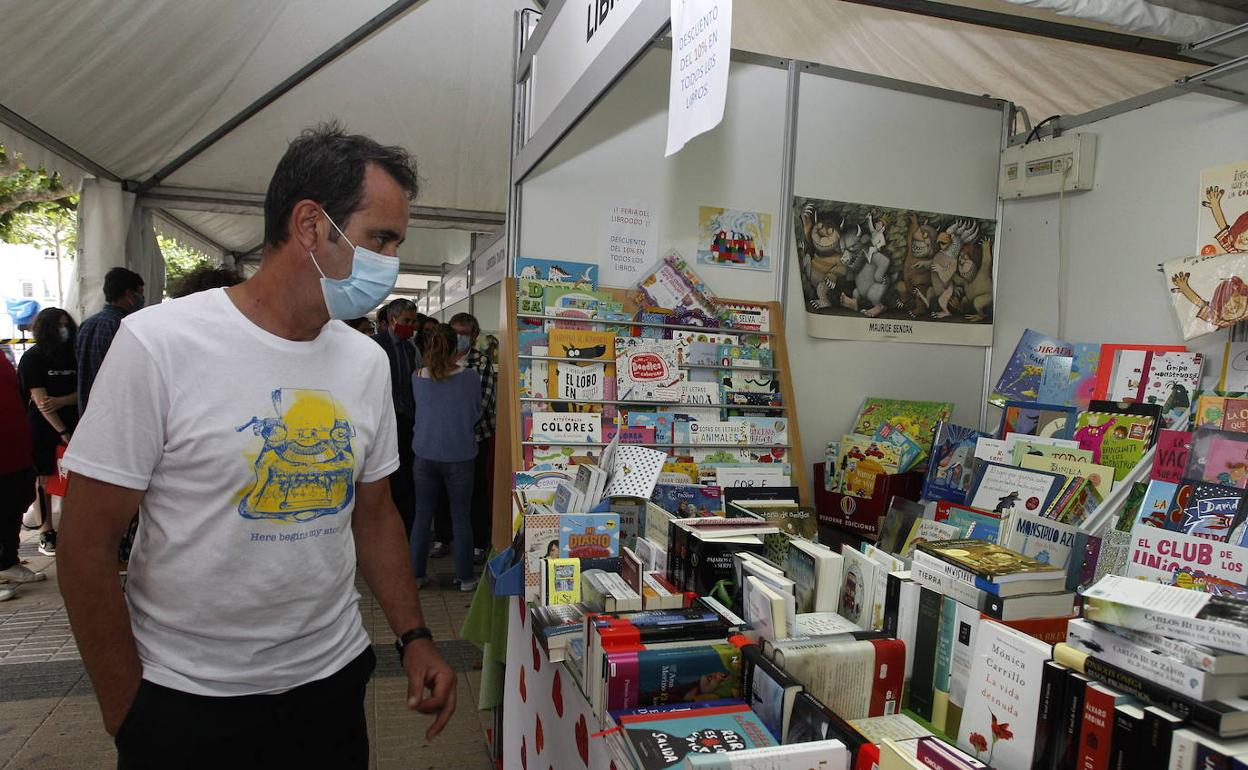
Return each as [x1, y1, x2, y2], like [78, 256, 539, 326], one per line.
[235, 388, 355, 522]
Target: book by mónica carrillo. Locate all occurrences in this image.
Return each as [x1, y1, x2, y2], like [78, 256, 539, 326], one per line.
[1081, 575, 1248, 654]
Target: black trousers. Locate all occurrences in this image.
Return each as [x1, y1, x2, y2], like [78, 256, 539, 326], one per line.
[0, 467, 35, 570]
[470, 438, 493, 550]
[115, 647, 375, 769]
[393, 416, 416, 538]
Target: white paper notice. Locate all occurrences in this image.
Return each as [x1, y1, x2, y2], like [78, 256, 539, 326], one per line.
[603, 202, 658, 287]
[666, 0, 732, 156]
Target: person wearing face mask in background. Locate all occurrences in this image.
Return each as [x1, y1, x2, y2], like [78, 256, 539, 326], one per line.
[372, 298, 422, 537]
[408, 323, 481, 592]
[15, 307, 78, 564]
[449, 312, 496, 566]
[57, 124, 455, 767]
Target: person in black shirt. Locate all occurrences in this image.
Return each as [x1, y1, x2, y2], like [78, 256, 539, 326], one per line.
[17, 308, 79, 558]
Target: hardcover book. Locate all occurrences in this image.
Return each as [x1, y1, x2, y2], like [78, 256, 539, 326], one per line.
[1073, 410, 1156, 481]
[991, 329, 1075, 406]
[605, 642, 744, 713]
[916, 539, 1065, 584]
[616, 701, 776, 770]
[965, 462, 1064, 518]
[651, 483, 723, 516]
[1153, 429, 1193, 484]
[514, 256, 598, 285]
[998, 401, 1076, 440]
[922, 422, 989, 505]
[558, 514, 621, 558]
[1165, 477, 1247, 542]
[616, 337, 684, 402]
[852, 397, 954, 456]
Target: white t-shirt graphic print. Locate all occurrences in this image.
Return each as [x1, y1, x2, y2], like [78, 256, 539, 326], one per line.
[62, 289, 399, 696]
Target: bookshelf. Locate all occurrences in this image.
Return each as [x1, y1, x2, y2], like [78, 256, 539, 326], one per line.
[490, 277, 809, 551]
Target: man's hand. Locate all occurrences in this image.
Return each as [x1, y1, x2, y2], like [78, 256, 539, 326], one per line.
[402, 638, 457, 739]
[102, 678, 141, 736]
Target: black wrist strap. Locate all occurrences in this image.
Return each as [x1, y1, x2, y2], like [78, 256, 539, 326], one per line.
[395, 626, 433, 662]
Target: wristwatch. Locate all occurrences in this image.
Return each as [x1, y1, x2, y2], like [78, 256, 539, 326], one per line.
[395, 626, 434, 663]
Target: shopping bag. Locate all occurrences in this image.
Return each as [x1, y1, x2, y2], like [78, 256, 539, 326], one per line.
[44, 444, 70, 497]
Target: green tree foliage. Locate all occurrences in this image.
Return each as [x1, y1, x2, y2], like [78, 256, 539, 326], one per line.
[159, 234, 213, 290]
[0, 143, 76, 244]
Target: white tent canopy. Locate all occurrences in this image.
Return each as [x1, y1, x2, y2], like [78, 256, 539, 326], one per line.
[2, 0, 1243, 313]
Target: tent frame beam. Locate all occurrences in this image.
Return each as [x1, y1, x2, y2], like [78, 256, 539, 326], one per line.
[836, 0, 1206, 64]
[136, 185, 504, 228]
[153, 209, 231, 256]
[131, 0, 427, 195]
[0, 103, 120, 182]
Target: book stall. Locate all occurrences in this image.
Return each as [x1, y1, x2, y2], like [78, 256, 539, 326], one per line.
[479, 2, 1248, 768]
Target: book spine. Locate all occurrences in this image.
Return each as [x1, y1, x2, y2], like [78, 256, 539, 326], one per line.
[1057, 645, 1238, 739]
[1055, 671, 1091, 770]
[883, 571, 904, 639]
[914, 550, 1001, 594]
[1111, 705, 1144, 770]
[1032, 661, 1069, 770]
[1078, 686, 1120, 770]
[910, 586, 943, 720]
[932, 596, 958, 733]
[1143, 709, 1182, 770]
[911, 560, 985, 611]
[915, 740, 971, 770]
[1082, 595, 1248, 655]
[1169, 730, 1200, 770]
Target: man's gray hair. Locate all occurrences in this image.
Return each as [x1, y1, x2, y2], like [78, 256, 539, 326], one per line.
[386, 298, 417, 315]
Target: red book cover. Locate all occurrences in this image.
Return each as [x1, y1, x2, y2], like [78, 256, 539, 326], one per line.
[995, 615, 1071, 646]
[1224, 398, 1248, 433]
[868, 638, 906, 717]
[1152, 429, 1193, 483]
[1077, 683, 1128, 770]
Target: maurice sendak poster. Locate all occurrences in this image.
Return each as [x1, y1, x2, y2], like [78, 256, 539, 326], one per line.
[793, 196, 997, 346]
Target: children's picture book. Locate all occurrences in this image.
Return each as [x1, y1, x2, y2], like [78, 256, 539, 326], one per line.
[524, 512, 561, 602]
[957, 621, 1052, 768]
[852, 398, 954, 455]
[1166, 478, 1248, 542]
[1223, 340, 1248, 391]
[1135, 479, 1178, 529]
[1153, 429, 1193, 484]
[1019, 454, 1114, 500]
[836, 434, 902, 499]
[1199, 161, 1248, 254]
[616, 337, 683, 401]
[874, 421, 924, 473]
[1036, 354, 1075, 407]
[1126, 525, 1248, 596]
[529, 412, 601, 444]
[923, 424, 985, 505]
[997, 401, 1076, 440]
[991, 329, 1075, 406]
[543, 557, 581, 604]
[1074, 411, 1155, 480]
[934, 502, 1003, 543]
[636, 252, 729, 325]
[1010, 440, 1093, 466]
[1000, 509, 1081, 571]
[1140, 351, 1203, 428]
[515, 257, 598, 286]
[973, 437, 1010, 465]
[651, 483, 723, 516]
[1092, 343, 1187, 401]
[1187, 428, 1248, 488]
[547, 328, 615, 399]
[696, 206, 773, 271]
[603, 445, 669, 500]
[558, 513, 621, 558]
[602, 423, 656, 445]
[966, 462, 1064, 517]
[626, 411, 674, 444]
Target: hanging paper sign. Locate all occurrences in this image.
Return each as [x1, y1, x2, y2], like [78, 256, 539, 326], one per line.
[602, 201, 658, 288]
[665, 0, 732, 156]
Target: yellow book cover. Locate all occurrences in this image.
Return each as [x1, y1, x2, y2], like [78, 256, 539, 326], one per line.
[661, 461, 700, 484]
[544, 557, 581, 605]
[1019, 455, 1114, 499]
[917, 539, 1062, 581]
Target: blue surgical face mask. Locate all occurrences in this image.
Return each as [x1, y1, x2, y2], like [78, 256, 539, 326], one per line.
[309, 210, 400, 320]
[456, 334, 471, 353]
[58, 326, 69, 343]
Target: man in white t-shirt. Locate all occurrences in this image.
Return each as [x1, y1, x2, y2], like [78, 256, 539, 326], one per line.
[57, 124, 455, 769]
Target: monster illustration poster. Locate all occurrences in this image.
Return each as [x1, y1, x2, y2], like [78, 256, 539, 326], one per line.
[793, 197, 996, 345]
[697, 206, 773, 271]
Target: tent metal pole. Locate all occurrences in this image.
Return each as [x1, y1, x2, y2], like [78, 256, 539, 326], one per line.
[836, 0, 1203, 64]
[154, 209, 231, 256]
[980, 101, 1014, 435]
[775, 60, 800, 326]
[132, 0, 427, 194]
[0, 103, 120, 182]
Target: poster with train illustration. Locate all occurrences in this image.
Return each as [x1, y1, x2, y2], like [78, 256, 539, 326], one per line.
[792, 196, 997, 345]
[697, 206, 772, 271]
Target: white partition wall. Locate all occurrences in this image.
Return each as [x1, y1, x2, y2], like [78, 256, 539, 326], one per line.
[518, 48, 789, 302]
[786, 71, 1008, 470]
[994, 93, 1248, 385]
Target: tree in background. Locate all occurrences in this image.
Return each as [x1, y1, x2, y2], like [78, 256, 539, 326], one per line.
[0, 144, 74, 241]
[158, 234, 213, 292]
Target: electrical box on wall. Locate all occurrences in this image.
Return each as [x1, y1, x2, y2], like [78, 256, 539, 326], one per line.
[999, 133, 1097, 199]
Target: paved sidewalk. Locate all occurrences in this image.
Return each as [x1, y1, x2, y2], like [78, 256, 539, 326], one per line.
[0, 530, 494, 770]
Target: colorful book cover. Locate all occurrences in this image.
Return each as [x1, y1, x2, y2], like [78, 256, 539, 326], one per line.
[966, 462, 1064, 517]
[1019, 455, 1114, 500]
[558, 513, 621, 558]
[991, 330, 1075, 406]
[1010, 441, 1094, 466]
[716, 344, 774, 393]
[853, 398, 954, 457]
[836, 434, 902, 499]
[661, 460, 700, 484]
[934, 501, 1003, 543]
[651, 483, 723, 516]
[998, 401, 1076, 440]
[1000, 509, 1080, 571]
[1223, 397, 1248, 432]
[1140, 351, 1203, 428]
[616, 337, 684, 402]
[1135, 479, 1178, 529]
[1074, 411, 1154, 481]
[1070, 342, 1103, 408]
[1165, 478, 1247, 542]
[514, 257, 598, 286]
[1037, 354, 1075, 406]
[606, 643, 744, 712]
[547, 328, 615, 399]
[627, 411, 675, 444]
[874, 421, 924, 473]
[681, 341, 722, 384]
[529, 412, 602, 444]
[1153, 430, 1193, 484]
[922, 422, 988, 506]
[918, 539, 1064, 581]
[636, 252, 729, 325]
[524, 513, 561, 602]
[1188, 429, 1248, 488]
[673, 330, 740, 363]
[619, 702, 776, 769]
[1092, 344, 1186, 402]
[545, 557, 581, 604]
[1126, 526, 1248, 597]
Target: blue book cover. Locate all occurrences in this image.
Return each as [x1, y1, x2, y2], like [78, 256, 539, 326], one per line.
[651, 483, 723, 516]
[1136, 479, 1178, 529]
[921, 421, 987, 505]
[991, 329, 1075, 406]
[606, 643, 743, 713]
[627, 411, 675, 444]
[558, 513, 620, 558]
[514, 257, 597, 286]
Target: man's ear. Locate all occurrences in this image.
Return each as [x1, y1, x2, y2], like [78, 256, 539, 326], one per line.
[290, 199, 324, 252]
